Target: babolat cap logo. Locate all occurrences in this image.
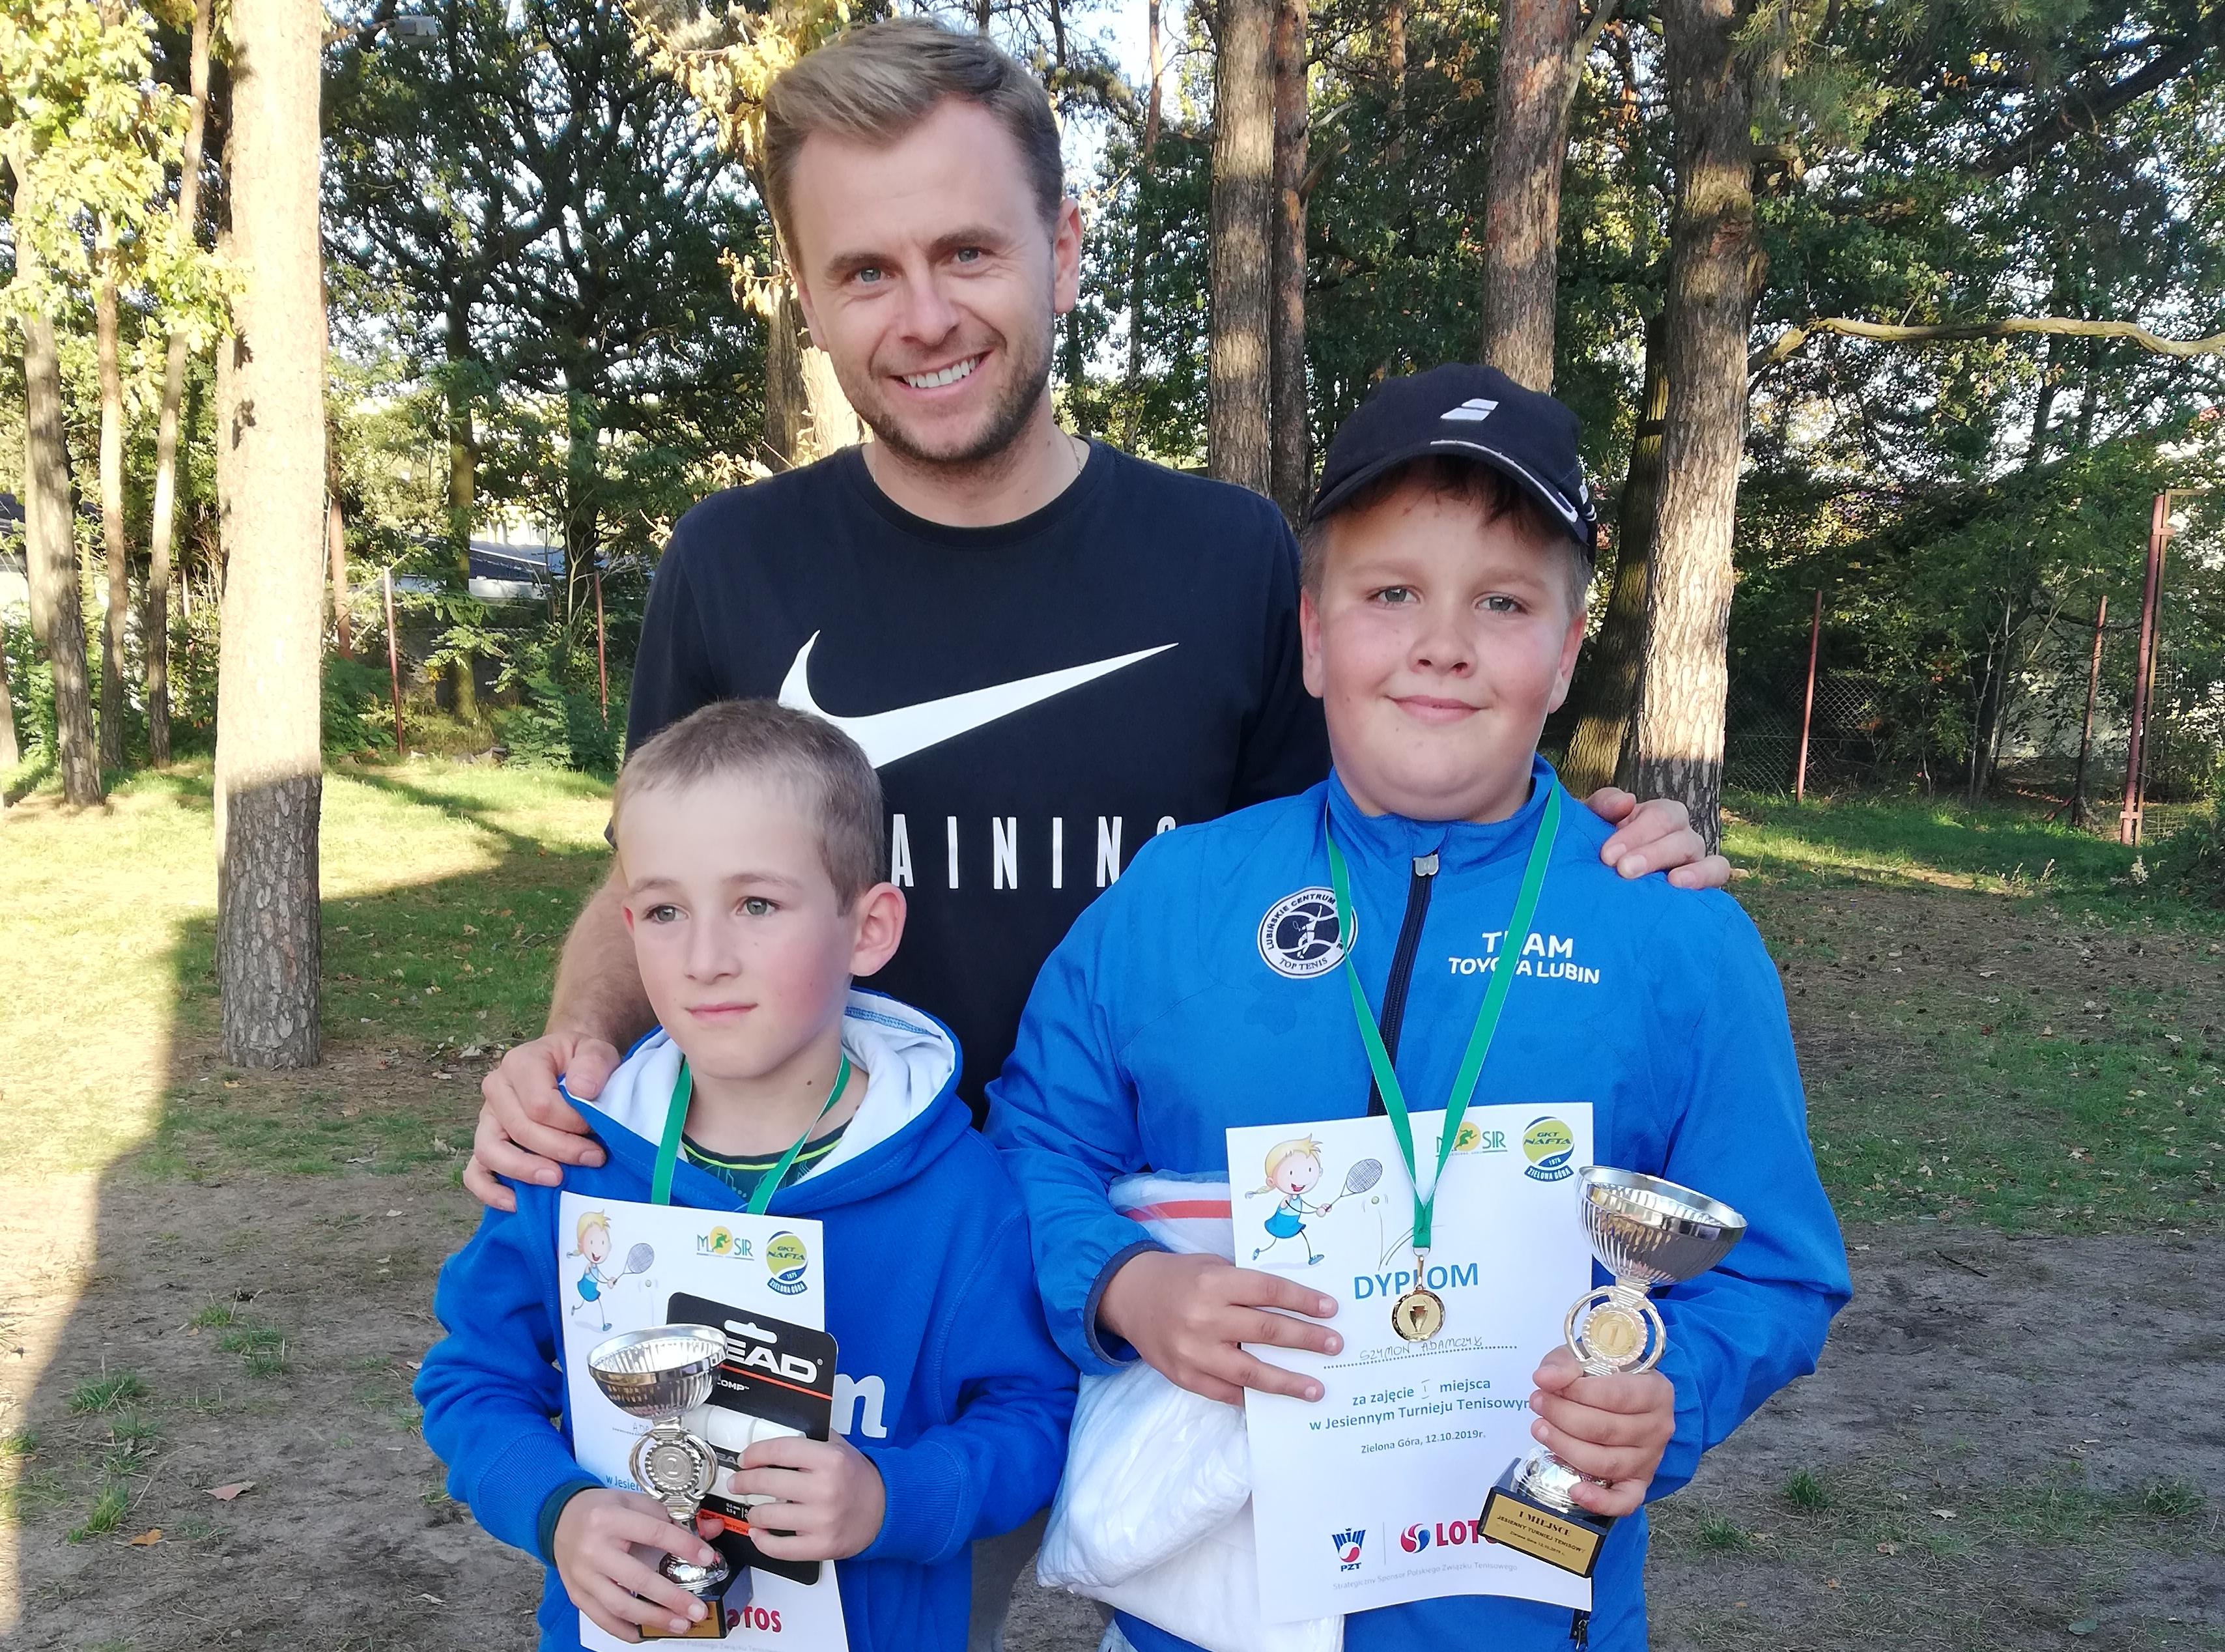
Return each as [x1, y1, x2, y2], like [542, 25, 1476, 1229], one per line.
[763, 1230, 810, 1295]
[1441, 397, 1499, 422]
[1522, 1116, 1577, 1182]
[1258, 887, 1353, 979]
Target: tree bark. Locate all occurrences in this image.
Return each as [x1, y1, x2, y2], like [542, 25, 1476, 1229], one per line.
[1268, 0, 1310, 522]
[1208, 0, 1275, 494]
[215, 0, 325, 1068]
[1123, 0, 1165, 449]
[763, 283, 862, 467]
[146, 0, 212, 768]
[1384, 0, 1408, 165]
[0, 625, 18, 773]
[1559, 311, 1667, 795]
[327, 492, 352, 657]
[1479, 0, 1583, 389]
[96, 233, 131, 771]
[563, 376, 601, 615]
[18, 254, 104, 805]
[445, 317, 479, 721]
[1626, 0, 1753, 849]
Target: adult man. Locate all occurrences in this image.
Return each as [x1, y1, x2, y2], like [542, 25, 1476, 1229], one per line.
[464, 17, 1727, 1645]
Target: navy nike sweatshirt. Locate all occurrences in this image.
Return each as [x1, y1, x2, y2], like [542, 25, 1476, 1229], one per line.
[417, 992, 1077, 1651]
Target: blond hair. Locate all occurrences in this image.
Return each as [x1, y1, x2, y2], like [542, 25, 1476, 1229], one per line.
[612, 700, 885, 909]
[1254, 1136, 1325, 1195]
[761, 18, 1064, 257]
[575, 1211, 610, 1251]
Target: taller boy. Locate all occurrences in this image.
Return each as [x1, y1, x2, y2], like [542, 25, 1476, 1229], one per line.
[987, 367, 1851, 1651]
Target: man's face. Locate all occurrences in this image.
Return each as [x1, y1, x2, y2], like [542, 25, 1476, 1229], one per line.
[786, 97, 1082, 469]
[1300, 477, 1587, 825]
[617, 773, 881, 1086]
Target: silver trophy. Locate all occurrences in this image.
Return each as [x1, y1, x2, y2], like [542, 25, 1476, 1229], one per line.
[1481, 1167, 1747, 1576]
[588, 1326, 735, 1612]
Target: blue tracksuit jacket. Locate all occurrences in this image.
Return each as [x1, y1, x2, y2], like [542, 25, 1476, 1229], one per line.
[417, 991, 1077, 1651]
[985, 760, 1850, 1652]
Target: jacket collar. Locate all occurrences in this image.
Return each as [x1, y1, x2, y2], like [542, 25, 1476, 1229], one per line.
[1323, 753, 1561, 881]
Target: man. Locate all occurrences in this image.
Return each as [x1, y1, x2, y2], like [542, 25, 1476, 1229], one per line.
[463, 18, 1728, 1646]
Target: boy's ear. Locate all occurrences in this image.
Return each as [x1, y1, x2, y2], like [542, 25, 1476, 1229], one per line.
[1545, 589, 1588, 715]
[1298, 587, 1327, 700]
[848, 883, 907, 979]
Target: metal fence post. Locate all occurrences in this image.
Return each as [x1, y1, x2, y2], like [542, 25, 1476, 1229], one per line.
[1795, 589, 1822, 803]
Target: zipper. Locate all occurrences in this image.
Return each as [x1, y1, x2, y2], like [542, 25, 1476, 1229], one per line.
[1367, 851, 1439, 1117]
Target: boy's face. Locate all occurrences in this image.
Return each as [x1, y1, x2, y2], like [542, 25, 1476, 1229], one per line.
[1300, 474, 1586, 825]
[616, 773, 903, 1085]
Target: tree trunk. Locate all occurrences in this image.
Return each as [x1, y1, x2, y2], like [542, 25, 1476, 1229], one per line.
[0, 626, 18, 774]
[1124, 0, 1164, 449]
[1626, 0, 1753, 849]
[1560, 312, 1667, 795]
[19, 273, 104, 805]
[1268, 0, 1310, 523]
[1384, 0, 1408, 165]
[1208, 0, 1275, 494]
[328, 492, 352, 657]
[563, 378, 601, 615]
[145, 0, 212, 768]
[96, 235, 131, 771]
[763, 283, 862, 467]
[1479, 0, 1582, 389]
[445, 320, 479, 722]
[214, 0, 324, 1069]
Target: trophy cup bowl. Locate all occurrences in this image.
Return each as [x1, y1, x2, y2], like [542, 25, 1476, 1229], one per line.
[588, 1326, 737, 1622]
[1481, 1168, 1747, 1577]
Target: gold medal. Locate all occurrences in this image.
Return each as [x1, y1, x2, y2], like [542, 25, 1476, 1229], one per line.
[1392, 1287, 1444, 1342]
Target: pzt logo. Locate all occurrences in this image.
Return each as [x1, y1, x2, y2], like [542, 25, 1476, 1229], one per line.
[1259, 887, 1353, 979]
[1331, 1528, 1366, 1571]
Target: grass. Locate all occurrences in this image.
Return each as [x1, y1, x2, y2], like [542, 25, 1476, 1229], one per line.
[0, 756, 614, 1182]
[65, 1373, 148, 1416]
[215, 1317, 291, 1377]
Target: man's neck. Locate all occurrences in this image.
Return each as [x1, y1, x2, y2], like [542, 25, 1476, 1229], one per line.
[860, 397, 1084, 528]
[684, 1025, 858, 1159]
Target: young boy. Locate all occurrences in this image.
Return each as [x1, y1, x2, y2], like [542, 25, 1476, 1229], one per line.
[418, 700, 1075, 1649]
[986, 364, 1850, 1651]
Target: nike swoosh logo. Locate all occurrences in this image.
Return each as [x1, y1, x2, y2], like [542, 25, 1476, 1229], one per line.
[777, 633, 1178, 769]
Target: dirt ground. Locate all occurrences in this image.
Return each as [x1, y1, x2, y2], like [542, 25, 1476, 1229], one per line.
[5, 1165, 2217, 1651]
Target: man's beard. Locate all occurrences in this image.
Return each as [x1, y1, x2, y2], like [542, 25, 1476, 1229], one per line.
[846, 313, 1055, 475]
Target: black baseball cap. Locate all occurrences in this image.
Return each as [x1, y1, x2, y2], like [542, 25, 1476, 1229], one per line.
[1304, 363, 1600, 553]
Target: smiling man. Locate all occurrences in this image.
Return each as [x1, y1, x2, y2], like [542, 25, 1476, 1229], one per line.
[462, 18, 1726, 1648]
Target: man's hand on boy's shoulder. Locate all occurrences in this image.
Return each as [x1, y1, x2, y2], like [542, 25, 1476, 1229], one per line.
[723, 1433, 886, 1561]
[1584, 789, 1733, 890]
[1099, 1251, 1343, 1406]
[1525, 1346, 1677, 1519]
[553, 1487, 725, 1641]
[463, 1030, 617, 1212]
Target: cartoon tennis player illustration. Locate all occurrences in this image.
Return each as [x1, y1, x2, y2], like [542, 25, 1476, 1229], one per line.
[1245, 1140, 1381, 1265]
[568, 1212, 653, 1331]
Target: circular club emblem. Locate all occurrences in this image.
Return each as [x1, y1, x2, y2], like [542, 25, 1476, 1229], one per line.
[1257, 887, 1352, 978]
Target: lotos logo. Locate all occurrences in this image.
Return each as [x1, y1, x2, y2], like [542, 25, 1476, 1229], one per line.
[1522, 1116, 1576, 1182]
[697, 1226, 754, 1260]
[1405, 1517, 1483, 1551]
[1331, 1528, 1366, 1571]
[764, 1230, 810, 1295]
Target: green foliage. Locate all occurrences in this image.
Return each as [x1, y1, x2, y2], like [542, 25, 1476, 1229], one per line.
[494, 674, 623, 775]
[2151, 804, 2225, 910]
[324, 655, 398, 756]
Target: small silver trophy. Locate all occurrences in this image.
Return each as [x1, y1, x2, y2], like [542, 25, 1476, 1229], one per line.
[588, 1325, 737, 1628]
[1480, 1167, 1746, 1577]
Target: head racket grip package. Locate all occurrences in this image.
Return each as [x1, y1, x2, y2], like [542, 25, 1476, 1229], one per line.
[666, 1290, 838, 1586]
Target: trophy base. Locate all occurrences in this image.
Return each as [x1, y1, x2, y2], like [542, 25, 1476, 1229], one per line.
[1478, 1454, 1612, 1579]
[639, 1550, 750, 1641]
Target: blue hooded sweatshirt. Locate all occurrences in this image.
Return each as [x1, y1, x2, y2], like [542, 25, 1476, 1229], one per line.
[985, 759, 1850, 1652]
[417, 991, 1077, 1652]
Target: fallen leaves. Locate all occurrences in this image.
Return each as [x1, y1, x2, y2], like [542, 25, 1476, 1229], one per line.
[205, 1481, 256, 1502]
[127, 1528, 163, 1546]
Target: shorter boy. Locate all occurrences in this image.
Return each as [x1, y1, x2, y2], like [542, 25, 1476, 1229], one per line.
[419, 700, 1075, 1649]
[988, 365, 1850, 1651]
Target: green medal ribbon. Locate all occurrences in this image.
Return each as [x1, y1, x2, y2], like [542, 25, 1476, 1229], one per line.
[649, 1052, 851, 1213]
[1324, 787, 1561, 1255]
